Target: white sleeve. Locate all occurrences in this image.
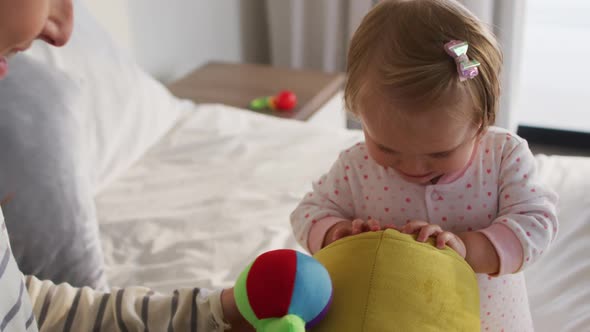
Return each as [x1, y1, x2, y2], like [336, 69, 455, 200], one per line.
[484, 140, 558, 273]
[291, 153, 356, 252]
[26, 275, 230, 332]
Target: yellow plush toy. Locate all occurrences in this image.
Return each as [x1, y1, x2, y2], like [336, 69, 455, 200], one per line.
[311, 229, 480, 332]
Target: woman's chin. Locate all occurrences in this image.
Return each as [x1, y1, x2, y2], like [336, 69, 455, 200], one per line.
[0, 56, 8, 80]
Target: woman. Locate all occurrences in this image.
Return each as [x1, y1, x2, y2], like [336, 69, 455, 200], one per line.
[0, 0, 250, 330]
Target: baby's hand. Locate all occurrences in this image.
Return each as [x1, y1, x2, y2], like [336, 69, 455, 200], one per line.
[400, 220, 467, 258]
[323, 218, 396, 248]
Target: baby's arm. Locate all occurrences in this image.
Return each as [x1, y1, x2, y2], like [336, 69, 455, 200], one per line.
[291, 154, 356, 254]
[477, 140, 558, 275]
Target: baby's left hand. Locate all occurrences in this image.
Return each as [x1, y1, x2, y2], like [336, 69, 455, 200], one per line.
[400, 220, 467, 258]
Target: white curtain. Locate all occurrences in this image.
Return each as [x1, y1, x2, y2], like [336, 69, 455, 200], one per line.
[265, 0, 526, 131]
[265, 0, 375, 72]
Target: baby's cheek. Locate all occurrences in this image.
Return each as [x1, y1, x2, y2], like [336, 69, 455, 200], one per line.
[446, 151, 472, 172]
[367, 146, 395, 168]
[437, 140, 477, 173]
[430, 154, 465, 174]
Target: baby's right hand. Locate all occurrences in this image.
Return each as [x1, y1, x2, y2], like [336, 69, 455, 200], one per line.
[323, 218, 396, 248]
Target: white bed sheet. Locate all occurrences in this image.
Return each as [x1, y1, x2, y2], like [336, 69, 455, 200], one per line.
[96, 104, 590, 331]
[96, 104, 362, 291]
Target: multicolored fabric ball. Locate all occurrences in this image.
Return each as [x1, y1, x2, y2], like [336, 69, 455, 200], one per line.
[234, 249, 333, 332]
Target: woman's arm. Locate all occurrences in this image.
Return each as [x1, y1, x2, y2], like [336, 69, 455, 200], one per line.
[26, 275, 252, 332]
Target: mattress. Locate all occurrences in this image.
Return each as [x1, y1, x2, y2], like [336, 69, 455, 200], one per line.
[96, 104, 590, 331]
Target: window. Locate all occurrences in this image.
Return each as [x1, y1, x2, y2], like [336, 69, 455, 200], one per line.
[518, 0, 590, 133]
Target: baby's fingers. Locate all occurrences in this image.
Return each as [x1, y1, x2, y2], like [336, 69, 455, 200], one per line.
[331, 227, 352, 241]
[367, 218, 381, 231]
[436, 231, 467, 258]
[401, 220, 429, 234]
[351, 219, 366, 235]
[382, 224, 398, 230]
[417, 224, 442, 242]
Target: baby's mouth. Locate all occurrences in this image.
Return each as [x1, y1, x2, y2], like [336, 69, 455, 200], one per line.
[398, 170, 434, 179]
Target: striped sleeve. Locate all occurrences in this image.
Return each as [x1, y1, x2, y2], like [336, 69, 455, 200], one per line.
[25, 275, 230, 332]
[1, 211, 38, 332]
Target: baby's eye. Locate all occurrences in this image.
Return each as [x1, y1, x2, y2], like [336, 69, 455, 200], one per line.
[430, 151, 453, 159]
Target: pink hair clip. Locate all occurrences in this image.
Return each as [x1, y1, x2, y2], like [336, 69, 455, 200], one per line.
[444, 40, 481, 81]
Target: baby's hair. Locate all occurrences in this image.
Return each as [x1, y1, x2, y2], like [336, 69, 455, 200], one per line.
[345, 0, 502, 129]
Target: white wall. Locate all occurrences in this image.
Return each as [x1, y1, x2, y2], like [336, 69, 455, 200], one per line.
[84, 0, 269, 82]
[83, 0, 133, 55]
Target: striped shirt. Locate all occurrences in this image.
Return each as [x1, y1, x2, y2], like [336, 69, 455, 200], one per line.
[0, 209, 37, 332]
[1, 208, 229, 332]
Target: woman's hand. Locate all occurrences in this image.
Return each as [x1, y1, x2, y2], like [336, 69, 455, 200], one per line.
[400, 220, 467, 258]
[221, 288, 255, 332]
[323, 218, 397, 248]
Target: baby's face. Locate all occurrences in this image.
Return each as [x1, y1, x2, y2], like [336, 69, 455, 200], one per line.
[360, 97, 480, 185]
[0, 0, 73, 79]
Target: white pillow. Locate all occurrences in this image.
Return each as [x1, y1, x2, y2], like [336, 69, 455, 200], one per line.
[0, 55, 106, 288]
[25, 0, 190, 192]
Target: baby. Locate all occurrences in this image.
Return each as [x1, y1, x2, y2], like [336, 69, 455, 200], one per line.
[291, 1, 558, 331]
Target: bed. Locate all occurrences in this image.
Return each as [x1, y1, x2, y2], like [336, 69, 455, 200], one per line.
[95, 103, 590, 332]
[11, 2, 589, 331]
